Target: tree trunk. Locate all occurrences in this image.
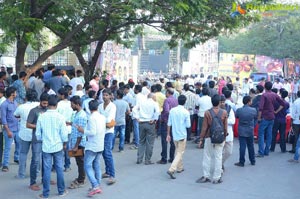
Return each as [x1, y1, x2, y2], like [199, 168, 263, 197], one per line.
[73, 40, 105, 82]
[16, 39, 28, 73]
[24, 43, 67, 82]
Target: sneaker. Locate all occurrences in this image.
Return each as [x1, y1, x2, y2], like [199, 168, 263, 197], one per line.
[118, 150, 124, 153]
[157, 160, 167, 164]
[145, 161, 154, 165]
[196, 176, 211, 183]
[14, 160, 19, 164]
[59, 190, 68, 197]
[288, 159, 299, 163]
[2, 166, 8, 172]
[107, 177, 116, 185]
[64, 168, 71, 172]
[68, 179, 85, 189]
[167, 171, 176, 179]
[177, 169, 185, 173]
[130, 145, 138, 150]
[234, 162, 244, 167]
[87, 187, 102, 197]
[38, 194, 48, 199]
[255, 154, 264, 158]
[101, 173, 110, 178]
[212, 178, 223, 184]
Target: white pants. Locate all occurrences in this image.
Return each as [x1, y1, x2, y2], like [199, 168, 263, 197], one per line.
[202, 138, 225, 180]
[222, 141, 233, 165]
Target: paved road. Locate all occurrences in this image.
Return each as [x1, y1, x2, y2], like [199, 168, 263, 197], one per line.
[0, 138, 299, 199]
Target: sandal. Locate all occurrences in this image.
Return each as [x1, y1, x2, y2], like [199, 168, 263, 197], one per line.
[68, 179, 84, 189]
[2, 166, 8, 172]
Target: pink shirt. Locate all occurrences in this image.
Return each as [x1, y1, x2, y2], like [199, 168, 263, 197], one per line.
[89, 79, 99, 93]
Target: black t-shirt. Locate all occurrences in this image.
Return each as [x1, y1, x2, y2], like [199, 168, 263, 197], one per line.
[27, 106, 47, 143]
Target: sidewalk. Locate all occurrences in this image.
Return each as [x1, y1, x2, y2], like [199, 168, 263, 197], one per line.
[0, 139, 298, 199]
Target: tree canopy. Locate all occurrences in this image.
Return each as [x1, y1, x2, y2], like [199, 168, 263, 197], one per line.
[219, 10, 300, 60]
[0, 0, 258, 80]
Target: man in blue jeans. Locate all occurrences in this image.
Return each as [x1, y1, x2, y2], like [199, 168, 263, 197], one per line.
[1, 87, 19, 172]
[26, 93, 49, 191]
[257, 81, 285, 157]
[112, 89, 130, 152]
[36, 95, 68, 198]
[235, 96, 257, 167]
[98, 89, 117, 185]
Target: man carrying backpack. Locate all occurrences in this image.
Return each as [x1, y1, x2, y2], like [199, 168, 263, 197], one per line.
[196, 94, 228, 184]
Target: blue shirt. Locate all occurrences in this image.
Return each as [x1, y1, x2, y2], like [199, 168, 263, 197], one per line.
[36, 109, 68, 153]
[1, 99, 19, 131]
[167, 105, 191, 141]
[70, 109, 87, 148]
[11, 80, 26, 104]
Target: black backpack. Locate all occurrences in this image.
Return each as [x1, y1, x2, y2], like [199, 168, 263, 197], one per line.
[209, 109, 225, 144]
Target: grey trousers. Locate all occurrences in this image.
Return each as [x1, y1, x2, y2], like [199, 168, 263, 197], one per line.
[137, 122, 156, 163]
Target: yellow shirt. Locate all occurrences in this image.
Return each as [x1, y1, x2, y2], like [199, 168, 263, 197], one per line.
[155, 92, 166, 113]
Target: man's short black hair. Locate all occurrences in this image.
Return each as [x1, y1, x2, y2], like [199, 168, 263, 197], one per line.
[58, 87, 69, 98]
[208, 80, 215, 88]
[6, 86, 16, 98]
[40, 93, 49, 102]
[211, 94, 221, 107]
[117, 89, 124, 98]
[265, 81, 273, 90]
[178, 95, 187, 106]
[26, 89, 38, 102]
[281, 90, 288, 99]
[256, 85, 264, 93]
[223, 90, 232, 99]
[48, 95, 58, 106]
[70, 95, 82, 106]
[134, 85, 142, 93]
[89, 100, 99, 111]
[88, 90, 96, 98]
[183, 83, 189, 91]
[202, 87, 209, 96]
[243, 96, 252, 105]
[271, 88, 278, 94]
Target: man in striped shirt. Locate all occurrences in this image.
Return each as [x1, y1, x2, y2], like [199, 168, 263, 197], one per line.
[36, 95, 69, 198]
[182, 84, 197, 140]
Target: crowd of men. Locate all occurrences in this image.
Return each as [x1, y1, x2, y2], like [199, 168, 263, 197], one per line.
[0, 65, 299, 198]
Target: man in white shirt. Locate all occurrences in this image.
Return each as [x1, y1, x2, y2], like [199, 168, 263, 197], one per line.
[57, 87, 74, 172]
[220, 95, 235, 172]
[69, 71, 85, 97]
[98, 89, 117, 185]
[77, 100, 106, 196]
[14, 90, 39, 179]
[131, 85, 146, 149]
[290, 91, 300, 153]
[141, 81, 150, 97]
[134, 93, 160, 165]
[195, 88, 212, 146]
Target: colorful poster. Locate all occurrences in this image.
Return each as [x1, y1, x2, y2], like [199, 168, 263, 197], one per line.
[254, 55, 283, 75]
[218, 53, 255, 82]
[285, 59, 300, 77]
[99, 41, 132, 82]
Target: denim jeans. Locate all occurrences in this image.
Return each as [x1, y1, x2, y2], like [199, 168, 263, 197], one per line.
[3, 130, 20, 167]
[258, 119, 274, 156]
[239, 136, 255, 165]
[270, 120, 286, 152]
[294, 136, 300, 160]
[197, 117, 204, 137]
[0, 132, 3, 167]
[84, 150, 102, 188]
[30, 142, 42, 186]
[63, 134, 71, 169]
[160, 121, 175, 162]
[18, 139, 32, 178]
[42, 150, 65, 198]
[102, 133, 115, 177]
[113, 125, 125, 151]
[132, 119, 139, 147]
